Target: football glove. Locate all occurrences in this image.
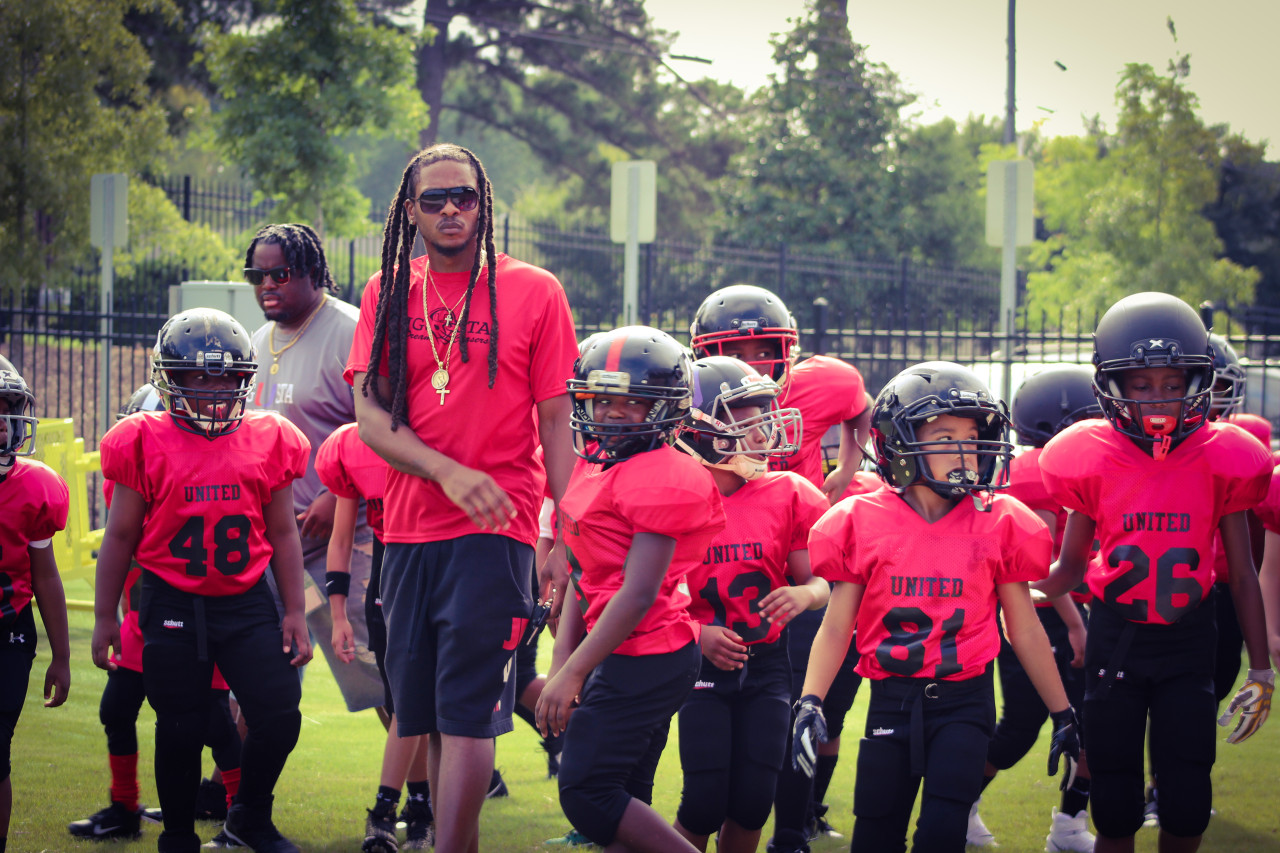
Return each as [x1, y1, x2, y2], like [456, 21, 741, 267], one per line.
[1218, 668, 1275, 744]
[791, 694, 828, 778]
[1047, 707, 1081, 791]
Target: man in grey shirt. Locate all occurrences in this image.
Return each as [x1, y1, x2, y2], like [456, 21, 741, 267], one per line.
[244, 222, 383, 712]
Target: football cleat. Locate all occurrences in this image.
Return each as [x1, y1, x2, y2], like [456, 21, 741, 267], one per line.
[544, 828, 599, 847]
[222, 801, 300, 853]
[68, 801, 143, 840]
[1045, 807, 1096, 852]
[202, 829, 245, 849]
[486, 767, 510, 799]
[361, 807, 398, 853]
[196, 777, 230, 821]
[966, 798, 997, 847]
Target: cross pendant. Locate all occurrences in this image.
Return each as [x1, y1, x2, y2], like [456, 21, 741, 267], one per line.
[436, 385, 450, 405]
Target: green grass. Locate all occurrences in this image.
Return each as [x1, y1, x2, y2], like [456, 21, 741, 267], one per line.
[10, 610, 1280, 852]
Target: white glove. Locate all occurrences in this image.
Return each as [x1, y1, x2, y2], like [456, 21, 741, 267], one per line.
[1218, 668, 1275, 744]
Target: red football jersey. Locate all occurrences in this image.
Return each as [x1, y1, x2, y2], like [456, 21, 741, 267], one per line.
[560, 444, 725, 656]
[315, 423, 388, 538]
[0, 458, 69, 618]
[345, 254, 577, 548]
[770, 356, 868, 488]
[686, 472, 828, 646]
[100, 411, 310, 596]
[1249, 466, 1280, 534]
[810, 490, 1050, 681]
[1005, 448, 1094, 604]
[838, 470, 886, 501]
[1041, 420, 1271, 625]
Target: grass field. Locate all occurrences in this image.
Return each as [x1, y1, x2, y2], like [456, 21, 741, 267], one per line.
[10, 609, 1280, 852]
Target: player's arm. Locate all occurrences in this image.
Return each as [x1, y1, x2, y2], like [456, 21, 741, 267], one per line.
[800, 580, 862, 701]
[1260, 529, 1280, 669]
[325, 495, 359, 663]
[1034, 511, 1095, 599]
[537, 532, 674, 737]
[537, 393, 574, 618]
[998, 581, 1071, 713]
[297, 488, 337, 541]
[821, 392, 875, 504]
[1223, 510, 1272, 671]
[92, 483, 147, 671]
[759, 548, 830, 627]
[547, 585, 586, 682]
[1051, 595, 1086, 668]
[264, 483, 313, 667]
[999, 580, 1080, 783]
[29, 543, 69, 707]
[353, 371, 515, 530]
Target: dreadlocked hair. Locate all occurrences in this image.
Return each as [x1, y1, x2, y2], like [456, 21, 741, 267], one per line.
[362, 143, 499, 430]
[244, 223, 337, 294]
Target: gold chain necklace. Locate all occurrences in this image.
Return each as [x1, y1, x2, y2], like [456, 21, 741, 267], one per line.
[268, 295, 328, 375]
[428, 270, 467, 326]
[421, 268, 464, 405]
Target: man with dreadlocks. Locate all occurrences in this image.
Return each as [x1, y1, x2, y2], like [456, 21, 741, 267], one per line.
[345, 143, 577, 852]
[244, 223, 385, 719]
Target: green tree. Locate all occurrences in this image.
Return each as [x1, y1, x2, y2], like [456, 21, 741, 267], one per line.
[717, 0, 912, 259]
[1025, 61, 1258, 325]
[202, 0, 426, 238]
[0, 0, 170, 289]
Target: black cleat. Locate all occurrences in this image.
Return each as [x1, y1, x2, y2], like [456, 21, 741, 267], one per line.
[195, 777, 229, 821]
[68, 801, 142, 841]
[223, 801, 300, 853]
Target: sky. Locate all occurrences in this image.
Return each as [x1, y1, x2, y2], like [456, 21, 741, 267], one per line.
[643, 0, 1280, 153]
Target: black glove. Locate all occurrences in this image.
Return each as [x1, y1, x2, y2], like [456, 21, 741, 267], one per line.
[791, 694, 829, 778]
[1048, 707, 1081, 791]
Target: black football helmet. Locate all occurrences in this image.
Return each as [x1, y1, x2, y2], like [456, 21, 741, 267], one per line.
[1011, 365, 1102, 448]
[870, 361, 1012, 499]
[569, 326, 693, 463]
[675, 356, 801, 480]
[117, 382, 166, 421]
[1207, 332, 1246, 419]
[151, 308, 257, 439]
[0, 355, 37, 458]
[689, 284, 799, 384]
[1092, 292, 1213, 455]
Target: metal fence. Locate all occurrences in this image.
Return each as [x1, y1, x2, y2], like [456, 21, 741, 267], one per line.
[6, 174, 1280, 472]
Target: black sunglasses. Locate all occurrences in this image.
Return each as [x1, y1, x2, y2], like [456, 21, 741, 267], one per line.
[415, 186, 480, 215]
[243, 266, 293, 286]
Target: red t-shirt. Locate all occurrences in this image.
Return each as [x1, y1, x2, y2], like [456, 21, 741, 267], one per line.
[771, 356, 868, 487]
[686, 472, 828, 646]
[100, 411, 309, 596]
[560, 444, 725, 656]
[1040, 420, 1271, 625]
[0, 458, 69, 618]
[315, 423, 388, 539]
[810, 490, 1050, 681]
[345, 254, 577, 547]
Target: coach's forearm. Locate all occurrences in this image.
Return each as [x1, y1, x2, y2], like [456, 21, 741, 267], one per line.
[352, 372, 459, 482]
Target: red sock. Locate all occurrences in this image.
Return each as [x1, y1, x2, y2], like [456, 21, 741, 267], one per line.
[108, 753, 140, 812]
[220, 767, 241, 810]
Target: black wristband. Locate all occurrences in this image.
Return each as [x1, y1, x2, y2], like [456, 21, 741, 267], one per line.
[325, 571, 351, 598]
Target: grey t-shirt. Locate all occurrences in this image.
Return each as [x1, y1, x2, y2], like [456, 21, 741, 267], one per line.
[249, 295, 360, 514]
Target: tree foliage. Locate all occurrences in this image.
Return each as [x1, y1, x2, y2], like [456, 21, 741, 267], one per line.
[0, 0, 170, 288]
[412, 0, 746, 235]
[1025, 61, 1258, 325]
[717, 0, 911, 259]
[202, 0, 425, 238]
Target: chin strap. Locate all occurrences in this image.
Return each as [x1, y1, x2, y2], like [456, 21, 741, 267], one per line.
[1142, 414, 1176, 461]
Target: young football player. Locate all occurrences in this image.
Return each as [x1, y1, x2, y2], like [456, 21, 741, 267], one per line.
[690, 284, 873, 848]
[1035, 292, 1274, 853]
[670, 356, 829, 853]
[92, 308, 313, 853]
[316, 422, 434, 852]
[0, 355, 70, 853]
[70, 384, 244, 844]
[796, 360, 1080, 853]
[535, 327, 726, 853]
[967, 365, 1099, 852]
